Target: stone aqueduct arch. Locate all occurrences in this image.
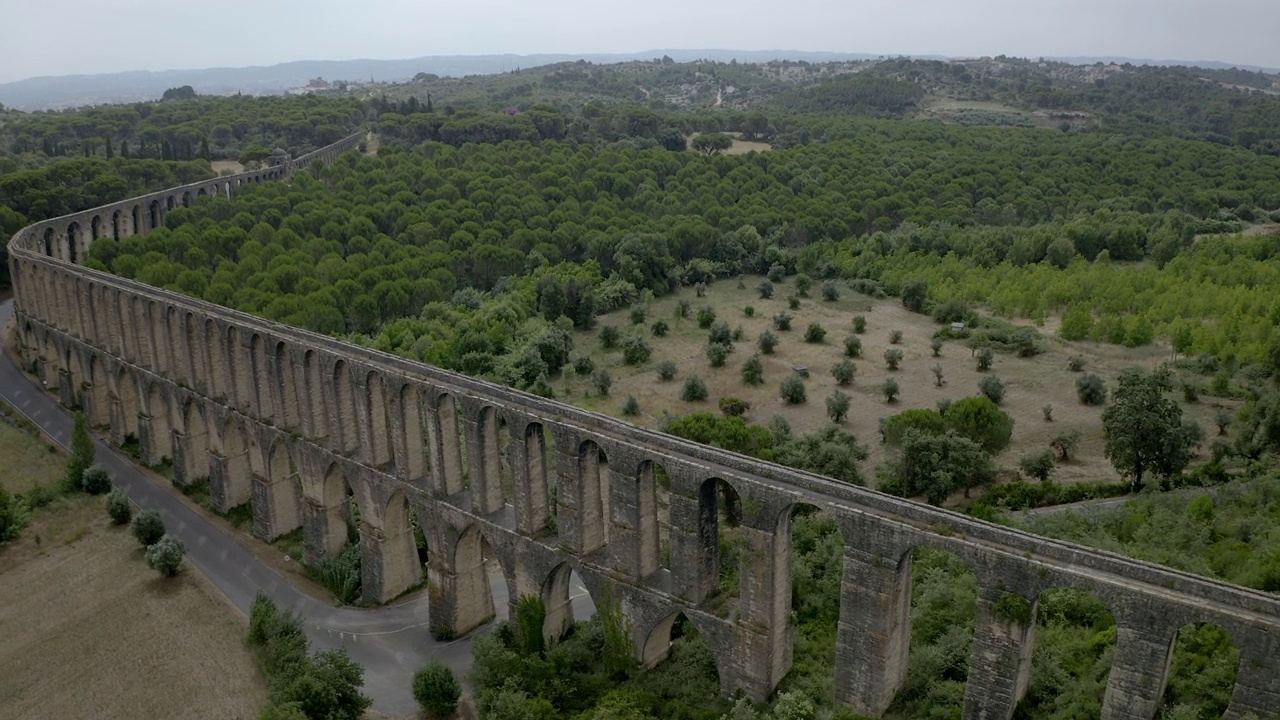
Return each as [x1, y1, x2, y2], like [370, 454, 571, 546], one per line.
[7, 133, 1280, 720]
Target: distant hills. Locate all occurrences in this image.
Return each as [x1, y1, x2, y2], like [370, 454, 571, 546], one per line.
[1, 50, 1274, 111]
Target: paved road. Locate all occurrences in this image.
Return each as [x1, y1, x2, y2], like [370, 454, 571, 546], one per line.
[0, 300, 593, 715]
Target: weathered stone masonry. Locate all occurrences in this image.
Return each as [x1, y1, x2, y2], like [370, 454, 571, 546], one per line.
[7, 133, 1280, 720]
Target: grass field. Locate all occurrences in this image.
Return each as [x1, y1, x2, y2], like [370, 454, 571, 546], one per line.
[0, 421, 268, 720]
[560, 276, 1230, 493]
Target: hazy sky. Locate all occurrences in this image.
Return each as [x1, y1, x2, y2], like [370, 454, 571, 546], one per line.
[1, 0, 1277, 83]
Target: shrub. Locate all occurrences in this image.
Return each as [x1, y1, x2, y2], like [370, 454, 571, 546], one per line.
[743, 305, 756, 318]
[81, 466, 112, 495]
[937, 397, 953, 415]
[1077, 373, 1107, 405]
[773, 313, 792, 331]
[794, 273, 812, 297]
[741, 355, 765, 386]
[0, 486, 30, 543]
[889, 330, 903, 344]
[650, 319, 669, 337]
[572, 355, 594, 376]
[931, 337, 943, 357]
[804, 323, 827, 344]
[599, 325, 620, 350]
[105, 488, 132, 525]
[696, 306, 717, 328]
[832, 359, 856, 386]
[1051, 429, 1083, 461]
[629, 306, 646, 325]
[821, 281, 840, 301]
[1182, 381, 1200, 403]
[788, 296, 801, 310]
[65, 411, 95, 493]
[1020, 451, 1056, 482]
[946, 396, 1014, 454]
[976, 347, 995, 372]
[843, 334, 862, 358]
[902, 277, 929, 313]
[932, 364, 945, 387]
[853, 315, 867, 334]
[884, 348, 904, 370]
[617, 396, 639, 417]
[681, 376, 708, 402]
[767, 263, 786, 282]
[708, 321, 732, 345]
[1215, 408, 1233, 435]
[132, 509, 165, 547]
[695, 281, 707, 297]
[719, 397, 751, 417]
[757, 280, 774, 299]
[781, 374, 807, 404]
[676, 299, 691, 318]
[413, 660, 461, 717]
[1068, 356, 1086, 372]
[622, 335, 651, 365]
[706, 342, 731, 367]
[758, 330, 779, 354]
[657, 360, 678, 381]
[979, 375, 1006, 404]
[592, 369, 612, 396]
[731, 325, 746, 342]
[145, 534, 186, 576]
[826, 391, 852, 423]
[882, 379, 900, 403]
[883, 408, 946, 446]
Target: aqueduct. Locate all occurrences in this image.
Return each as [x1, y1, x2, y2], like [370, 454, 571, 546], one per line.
[6, 133, 1280, 720]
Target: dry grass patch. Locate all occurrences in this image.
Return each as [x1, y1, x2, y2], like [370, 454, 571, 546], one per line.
[564, 276, 1226, 491]
[0, 497, 268, 719]
[0, 419, 63, 494]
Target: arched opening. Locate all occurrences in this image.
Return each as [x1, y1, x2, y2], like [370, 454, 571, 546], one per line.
[578, 440, 610, 556]
[182, 399, 210, 483]
[332, 360, 358, 453]
[86, 354, 110, 428]
[381, 491, 423, 599]
[182, 191, 192, 208]
[90, 215, 101, 242]
[221, 419, 253, 511]
[274, 341, 299, 429]
[42, 227, 54, 256]
[111, 211, 121, 240]
[148, 200, 160, 231]
[639, 611, 725, 704]
[265, 438, 301, 537]
[131, 205, 141, 236]
[149, 301, 170, 374]
[697, 476, 743, 606]
[632, 460, 665, 579]
[113, 369, 139, 441]
[186, 313, 206, 390]
[229, 327, 252, 411]
[320, 462, 356, 558]
[540, 562, 597, 644]
[775, 502, 844, 701]
[1159, 623, 1240, 719]
[475, 406, 511, 514]
[66, 223, 79, 264]
[885, 547, 978, 719]
[524, 422, 552, 535]
[224, 181, 232, 198]
[145, 382, 173, 463]
[434, 393, 465, 496]
[166, 195, 176, 211]
[165, 306, 186, 381]
[400, 384, 427, 480]
[302, 350, 328, 439]
[454, 524, 509, 634]
[365, 371, 392, 468]
[196, 187, 207, 200]
[1012, 587, 1117, 718]
[249, 334, 269, 419]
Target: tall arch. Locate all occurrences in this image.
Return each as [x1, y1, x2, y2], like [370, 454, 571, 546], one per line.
[432, 393, 465, 496]
[274, 341, 299, 429]
[578, 440, 610, 556]
[132, 204, 141, 236]
[263, 437, 300, 538]
[111, 210, 121, 240]
[229, 326, 251, 412]
[1160, 622, 1239, 719]
[453, 524, 505, 634]
[523, 422, 551, 535]
[332, 360, 358, 454]
[249, 333, 269, 419]
[541, 562, 596, 644]
[66, 222, 80, 264]
[181, 399, 210, 482]
[365, 371, 392, 468]
[697, 477, 742, 601]
[113, 368, 139, 440]
[632, 460, 663, 579]
[149, 301, 170, 374]
[145, 382, 173, 462]
[302, 350, 328, 439]
[42, 227, 54, 257]
[166, 306, 187, 382]
[86, 354, 110, 428]
[474, 406, 508, 514]
[399, 384, 427, 480]
[90, 215, 101, 242]
[320, 462, 353, 557]
[186, 313, 206, 391]
[220, 419, 253, 510]
[379, 491, 422, 600]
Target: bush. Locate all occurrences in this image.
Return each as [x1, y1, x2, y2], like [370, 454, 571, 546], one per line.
[629, 306, 646, 325]
[81, 466, 112, 495]
[1068, 356, 1086, 372]
[132, 509, 166, 547]
[657, 360, 678, 381]
[853, 315, 867, 334]
[592, 370, 613, 396]
[696, 306, 717, 328]
[882, 379, 900, 403]
[694, 281, 706, 297]
[889, 330, 903, 344]
[883, 408, 946, 445]
[767, 263, 786, 282]
[622, 335, 651, 366]
[145, 534, 186, 576]
[106, 488, 132, 525]
[572, 355, 594, 376]
[946, 396, 1014, 454]
[599, 325, 620, 350]
[708, 320, 732, 345]
[773, 313, 792, 331]
[65, 411, 95, 493]
[821, 280, 840, 301]
[706, 342, 731, 367]
[621, 396, 640, 417]
[1182, 381, 1200, 403]
[1077, 373, 1107, 405]
[1020, 451, 1056, 482]
[788, 296, 801, 310]
[743, 305, 756, 318]
[757, 279, 774, 299]
[979, 375, 1006, 404]
[318, 542, 362, 604]
[741, 355, 765, 386]
[884, 348, 904, 370]
[758, 330, 779, 354]
[976, 347, 995, 372]
[0, 486, 30, 544]
[1215, 408, 1233, 435]
[932, 364, 945, 387]
[781, 374, 807, 404]
[841, 334, 862, 358]
[826, 391, 852, 423]
[413, 660, 461, 717]
[650, 319, 669, 337]
[719, 397, 751, 417]
[676, 299, 691, 318]
[681, 376, 708, 402]
[902, 277, 929, 313]
[1051, 428, 1083, 461]
[731, 325, 746, 342]
[794, 273, 812, 297]
[931, 337, 943, 357]
[804, 323, 827, 344]
[832, 359, 856, 386]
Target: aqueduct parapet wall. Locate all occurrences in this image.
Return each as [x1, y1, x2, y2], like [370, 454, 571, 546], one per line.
[7, 132, 1279, 720]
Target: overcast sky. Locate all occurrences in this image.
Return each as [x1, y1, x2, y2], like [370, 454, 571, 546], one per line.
[1, 0, 1277, 84]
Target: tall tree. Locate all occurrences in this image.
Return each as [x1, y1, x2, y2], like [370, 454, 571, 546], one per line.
[1102, 367, 1191, 491]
